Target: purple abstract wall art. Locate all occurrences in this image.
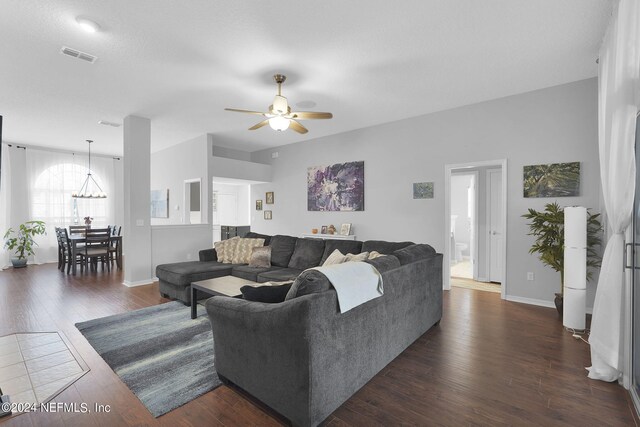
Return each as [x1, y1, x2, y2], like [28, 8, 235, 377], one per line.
[307, 161, 364, 211]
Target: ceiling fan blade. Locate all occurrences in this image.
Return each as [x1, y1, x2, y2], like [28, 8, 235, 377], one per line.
[288, 111, 333, 120]
[225, 108, 267, 116]
[289, 119, 308, 134]
[249, 119, 270, 130]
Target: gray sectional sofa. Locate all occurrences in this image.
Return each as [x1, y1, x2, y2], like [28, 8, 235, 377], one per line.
[156, 233, 443, 426]
[155, 232, 412, 304]
[205, 240, 443, 427]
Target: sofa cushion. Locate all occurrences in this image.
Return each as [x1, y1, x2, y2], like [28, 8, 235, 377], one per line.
[393, 244, 437, 265]
[288, 238, 325, 270]
[269, 235, 298, 267]
[156, 261, 235, 286]
[249, 246, 271, 268]
[199, 248, 218, 262]
[320, 240, 363, 264]
[285, 269, 333, 300]
[232, 265, 283, 282]
[240, 283, 293, 303]
[231, 238, 266, 264]
[364, 255, 401, 273]
[257, 268, 303, 283]
[361, 240, 414, 254]
[245, 232, 272, 246]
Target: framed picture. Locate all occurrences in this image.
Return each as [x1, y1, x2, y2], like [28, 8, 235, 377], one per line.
[307, 161, 364, 211]
[256, 200, 263, 210]
[413, 182, 434, 199]
[321, 225, 328, 234]
[340, 223, 352, 235]
[150, 189, 169, 218]
[266, 192, 274, 204]
[523, 162, 580, 198]
[264, 210, 272, 220]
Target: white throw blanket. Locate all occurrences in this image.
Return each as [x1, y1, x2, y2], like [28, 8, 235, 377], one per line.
[311, 262, 383, 313]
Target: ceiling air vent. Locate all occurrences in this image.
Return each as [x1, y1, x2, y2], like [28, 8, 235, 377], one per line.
[98, 120, 121, 127]
[60, 46, 97, 63]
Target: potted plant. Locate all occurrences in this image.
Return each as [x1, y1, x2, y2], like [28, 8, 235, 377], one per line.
[3, 221, 46, 268]
[522, 202, 602, 315]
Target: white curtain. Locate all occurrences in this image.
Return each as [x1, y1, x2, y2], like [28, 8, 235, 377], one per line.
[0, 144, 12, 269]
[588, 0, 640, 382]
[25, 148, 118, 264]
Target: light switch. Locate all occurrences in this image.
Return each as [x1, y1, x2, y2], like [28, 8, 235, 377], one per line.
[136, 219, 144, 226]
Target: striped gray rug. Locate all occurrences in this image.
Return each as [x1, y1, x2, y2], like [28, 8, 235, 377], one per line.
[75, 301, 221, 417]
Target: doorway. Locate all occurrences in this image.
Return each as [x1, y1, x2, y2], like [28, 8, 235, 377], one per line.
[445, 160, 507, 298]
[211, 178, 252, 243]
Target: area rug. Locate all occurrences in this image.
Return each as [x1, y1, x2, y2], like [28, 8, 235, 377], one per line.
[75, 302, 221, 417]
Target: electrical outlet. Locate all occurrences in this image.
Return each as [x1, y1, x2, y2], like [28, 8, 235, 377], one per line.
[186, 253, 192, 260]
[527, 272, 534, 281]
[136, 219, 144, 226]
[271, 151, 279, 159]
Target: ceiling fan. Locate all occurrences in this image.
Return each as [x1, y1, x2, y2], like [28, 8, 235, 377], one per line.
[225, 74, 333, 134]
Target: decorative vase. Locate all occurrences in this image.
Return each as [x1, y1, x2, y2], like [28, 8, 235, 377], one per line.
[10, 258, 27, 268]
[554, 293, 563, 317]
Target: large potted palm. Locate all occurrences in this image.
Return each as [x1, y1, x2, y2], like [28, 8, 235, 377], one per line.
[3, 221, 46, 268]
[522, 202, 602, 315]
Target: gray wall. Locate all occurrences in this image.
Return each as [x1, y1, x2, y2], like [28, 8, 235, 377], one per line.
[250, 78, 601, 306]
[150, 134, 209, 226]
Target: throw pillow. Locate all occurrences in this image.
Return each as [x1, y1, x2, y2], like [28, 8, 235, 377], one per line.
[345, 251, 369, 262]
[322, 249, 347, 266]
[241, 283, 293, 303]
[221, 236, 241, 263]
[214, 236, 239, 263]
[368, 251, 386, 260]
[249, 246, 272, 268]
[231, 238, 266, 264]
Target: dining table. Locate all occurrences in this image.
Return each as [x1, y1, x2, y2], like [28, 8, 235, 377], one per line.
[69, 234, 123, 275]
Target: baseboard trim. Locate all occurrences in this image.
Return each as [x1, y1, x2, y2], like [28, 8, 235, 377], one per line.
[123, 278, 155, 287]
[506, 295, 555, 308]
[506, 295, 593, 314]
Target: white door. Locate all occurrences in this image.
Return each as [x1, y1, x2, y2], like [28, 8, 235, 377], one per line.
[488, 169, 502, 283]
[218, 194, 238, 226]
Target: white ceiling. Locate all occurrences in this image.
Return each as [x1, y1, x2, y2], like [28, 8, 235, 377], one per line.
[0, 0, 612, 156]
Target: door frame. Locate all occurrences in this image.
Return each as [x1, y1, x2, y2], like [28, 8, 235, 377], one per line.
[450, 170, 480, 280]
[444, 159, 508, 299]
[486, 168, 503, 285]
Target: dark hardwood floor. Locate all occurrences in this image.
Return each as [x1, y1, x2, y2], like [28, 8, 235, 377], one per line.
[0, 264, 637, 426]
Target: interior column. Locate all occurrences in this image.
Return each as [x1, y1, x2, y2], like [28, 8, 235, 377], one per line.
[123, 115, 152, 286]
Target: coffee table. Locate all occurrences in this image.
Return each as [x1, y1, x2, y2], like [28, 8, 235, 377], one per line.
[190, 275, 259, 319]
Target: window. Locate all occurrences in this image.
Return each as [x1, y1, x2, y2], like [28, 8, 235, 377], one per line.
[31, 163, 109, 227]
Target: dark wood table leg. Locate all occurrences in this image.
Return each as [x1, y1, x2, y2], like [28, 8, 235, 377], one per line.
[191, 285, 197, 319]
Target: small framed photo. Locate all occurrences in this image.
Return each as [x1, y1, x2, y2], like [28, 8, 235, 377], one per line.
[266, 192, 274, 204]
[256, 200, 263, 210]
[340, 223, 352, 236]
[264, 210, 272, 220]
[321, 225, 328, 234]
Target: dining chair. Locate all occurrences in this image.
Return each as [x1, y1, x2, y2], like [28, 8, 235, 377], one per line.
[109, 226, 121, 266]
[69, 225, 87, 235]
[60, 228, 83, 274]
[80, 227, 112, 272]
[54, 227, 63, 270]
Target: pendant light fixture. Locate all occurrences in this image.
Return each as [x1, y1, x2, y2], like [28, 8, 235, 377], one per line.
[72, 140, 107, 198]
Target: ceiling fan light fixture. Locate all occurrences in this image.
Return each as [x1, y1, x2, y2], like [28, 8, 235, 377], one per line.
[269, 116, 290, 131]
[75, 16, 100, 33]
[272, 95, 288, 114]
